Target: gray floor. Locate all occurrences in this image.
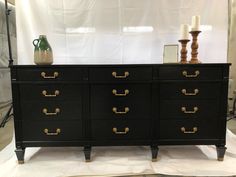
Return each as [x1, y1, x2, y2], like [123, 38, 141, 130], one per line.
[0, 118, 14, 150]
[227, 118, 236, 133]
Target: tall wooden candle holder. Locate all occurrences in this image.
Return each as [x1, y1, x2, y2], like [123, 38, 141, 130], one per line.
[189, 31, 201, 64]
[178, 39, 190, 64]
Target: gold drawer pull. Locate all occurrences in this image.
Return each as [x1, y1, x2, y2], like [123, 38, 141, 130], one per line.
[181, 89, 199, 96]
[112, 107, 129, 114]
[42, 108, 60, 116]
[112, 89, 129, 96]
[182, 70, 200, 78]
[181, 107, 198, 114]
[181, 127, 198, 134]
[44, 128, 61, 136]
[112, 71, 129, 78]
[41, 72, 59, 79]
[112, 127, 129, 134]
[42, 90, 60, 97]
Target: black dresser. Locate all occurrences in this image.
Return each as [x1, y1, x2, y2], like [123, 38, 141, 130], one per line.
[10, 64, 230, 163]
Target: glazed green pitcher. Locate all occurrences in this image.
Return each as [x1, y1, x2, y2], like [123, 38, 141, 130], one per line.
[33, 35, 53, 65]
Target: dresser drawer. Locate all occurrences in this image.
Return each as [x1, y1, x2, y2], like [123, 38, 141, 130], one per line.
[159, 119, 218, 139]
[20, 101, 82, 120]
[160, 100, 219, 119]
[19, 84, 82, 101]
[22, 121, 83, 141]
[90, 67, 152, 82]
[91, 84, 151, 119]
[159, 66, 222, 80]
[160, 82, 221, 99]
[17, 68, 84, 81]
[91, 120, 151, 140]
[91, 104, 151, 119]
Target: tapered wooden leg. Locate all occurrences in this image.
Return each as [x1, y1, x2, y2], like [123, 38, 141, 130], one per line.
[84, 146, 92, 162]
[15, 148, 25, 164]
[216, 145, 227, 161]
[151, 145, 159, 162]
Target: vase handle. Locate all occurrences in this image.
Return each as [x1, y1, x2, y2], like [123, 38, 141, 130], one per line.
[33, 39, 39, 47]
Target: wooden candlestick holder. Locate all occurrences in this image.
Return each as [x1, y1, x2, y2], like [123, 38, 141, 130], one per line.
[178, 39, 190, 64]
[189, 31, 201, 64]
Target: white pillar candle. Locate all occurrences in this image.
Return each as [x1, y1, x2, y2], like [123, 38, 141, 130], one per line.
[191, 15, 200, 31]
[180, 24, 189, 40]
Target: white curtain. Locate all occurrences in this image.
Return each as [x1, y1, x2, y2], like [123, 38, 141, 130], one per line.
[0, 0, 17, 67]
[229, 0, 236, 93]
[0, 0, 15, 104]
[16, 0, 228, 64]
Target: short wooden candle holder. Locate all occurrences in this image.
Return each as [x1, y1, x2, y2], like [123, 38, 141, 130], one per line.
[178, 39, 190, 64]
[189, 31, 201, 64]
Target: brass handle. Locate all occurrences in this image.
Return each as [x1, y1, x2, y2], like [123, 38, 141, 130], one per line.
[112, 71, 129, 78]
[112, 127, 129, 134]
[112, 89, 129, 96]
[181, 127, 198, 134]
[42, 108, 60, 116]
[112, 107, 129, 114]
[181, 107, 198, 114]
[42, 90, 60, 97]
[181, 89, 199, 96]
[182, 70, 200, 78]
[41, 72, 59, 79]
[44, 128, 61, 136]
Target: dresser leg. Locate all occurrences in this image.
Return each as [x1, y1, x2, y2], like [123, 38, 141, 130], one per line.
[216, 145, 227, 161]
[15, 148, 25, 164]
[151, 145, 159, 162]
[84, 146, 92, 162]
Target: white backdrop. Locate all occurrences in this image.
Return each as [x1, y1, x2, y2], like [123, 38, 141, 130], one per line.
[16, 0, 228, 64]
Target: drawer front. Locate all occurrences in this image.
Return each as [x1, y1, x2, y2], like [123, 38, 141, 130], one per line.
[17, 68, 84, 81]
[160, 82, 221, 99]
[159, 119, 218, 139]
[159, 66, 222, 80]
[21, 101, 82, 120]
[160, 100, 219, 119]
[22, 121, 83, 141]
[90, 67, 152, 82]
[19, 84, 82, 101]
[91, 120, 151, 140]
[91, 84, 151, 119]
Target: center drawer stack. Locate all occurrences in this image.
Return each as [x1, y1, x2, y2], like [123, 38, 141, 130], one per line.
[16, 67, 84, 142]
[158, 66, 222, 141]
[89, 67, 152, 142]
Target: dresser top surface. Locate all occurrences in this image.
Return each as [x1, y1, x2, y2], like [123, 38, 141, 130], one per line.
[10, 63, 231, 68]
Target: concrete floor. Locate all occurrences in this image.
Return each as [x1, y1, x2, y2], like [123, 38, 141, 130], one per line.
[227, 118, 236, 133]
[0, 118, 14, 150]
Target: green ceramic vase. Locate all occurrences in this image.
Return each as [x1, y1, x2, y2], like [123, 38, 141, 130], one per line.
[33, 35, 53, 65]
